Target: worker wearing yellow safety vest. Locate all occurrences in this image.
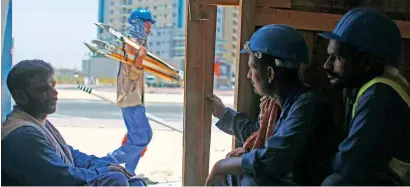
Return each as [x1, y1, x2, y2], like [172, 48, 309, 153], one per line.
[319, 7, 410, 185]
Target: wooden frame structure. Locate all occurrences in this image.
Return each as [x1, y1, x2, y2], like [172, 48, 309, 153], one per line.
[183, 0, 410, 185]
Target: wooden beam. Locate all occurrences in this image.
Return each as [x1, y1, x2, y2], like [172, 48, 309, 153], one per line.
[207, 0, 239, 6]
[200, 7, 217, 184]
[255, 8, 410, 39]
[299, 31, 314, 64]
[206, 0, 291, 8]
[183, 4, 217, 186]
[232, 0, 259, 149]
[256, 0, 291, 8]
[188, 0, 209, 20]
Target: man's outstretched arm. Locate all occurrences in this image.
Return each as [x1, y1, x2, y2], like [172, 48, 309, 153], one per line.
[69, 146, 111, 169]
[209, 95, 260, 144]
[216, 107, 260, 144]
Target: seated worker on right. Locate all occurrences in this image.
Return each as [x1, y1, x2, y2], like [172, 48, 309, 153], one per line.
[206, 24, 343, 186]
[319, 7, 410, 185]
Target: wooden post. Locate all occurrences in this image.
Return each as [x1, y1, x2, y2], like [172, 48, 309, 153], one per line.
[232, 0, 259, 148]
[183, 1, 217, 185]
[187, 0, 209, 20]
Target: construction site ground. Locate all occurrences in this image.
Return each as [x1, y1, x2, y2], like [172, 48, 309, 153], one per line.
[52, 86, 235, 186]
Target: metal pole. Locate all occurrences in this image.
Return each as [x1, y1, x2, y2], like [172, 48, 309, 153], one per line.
[1, 0, 12, 122]
[77, 85, 183, 133]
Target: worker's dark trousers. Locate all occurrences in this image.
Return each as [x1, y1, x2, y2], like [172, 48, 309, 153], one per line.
[215, 175, 295, 186]
[101, 105, 153, 175]
[321, 173, 400, 186]
[88, 172, 147, 186]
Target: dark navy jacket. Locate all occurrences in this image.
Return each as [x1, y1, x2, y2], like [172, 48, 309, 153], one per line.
[332, 83, 410, 185]
[216, 87, 343, 185]
[2, 126, 111, 186]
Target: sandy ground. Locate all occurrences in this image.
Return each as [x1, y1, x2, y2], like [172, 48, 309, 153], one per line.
[59, 125, 232, 185]
[55, 88, 234, 185]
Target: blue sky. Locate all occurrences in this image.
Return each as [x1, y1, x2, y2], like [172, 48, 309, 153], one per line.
[13, 0, 98, 69]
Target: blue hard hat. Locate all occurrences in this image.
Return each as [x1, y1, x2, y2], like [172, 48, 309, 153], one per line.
[240, 24, 309, 65]
[128, 8, 156, 24]
[319, 7, 402, 62]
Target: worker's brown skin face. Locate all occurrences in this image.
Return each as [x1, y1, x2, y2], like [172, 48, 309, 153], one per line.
[247, 54, 274, 96]
[13, 74, 58, 118]
[324, 39, 356, 88]
[144, 21, 152, 35]
[247, 55, 264, 95]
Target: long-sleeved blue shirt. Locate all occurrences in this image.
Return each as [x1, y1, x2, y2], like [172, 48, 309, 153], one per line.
[216, 87, 342, 185]
[332, 83, 410, 185]
[215, 107, 260, 145]
[1, 126, 111, 186]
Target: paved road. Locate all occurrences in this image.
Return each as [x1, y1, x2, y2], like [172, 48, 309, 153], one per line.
[12, 86, 235, 132]
[48, 98, 234, 132]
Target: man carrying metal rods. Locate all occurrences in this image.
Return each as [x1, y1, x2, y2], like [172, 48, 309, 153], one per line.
[100, 8, 155, 177]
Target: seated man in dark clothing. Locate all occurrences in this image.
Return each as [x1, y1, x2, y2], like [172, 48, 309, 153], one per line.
[319, 8, 410, 185]
[206, 24, 343, 186]
[1, 59, 146, 186]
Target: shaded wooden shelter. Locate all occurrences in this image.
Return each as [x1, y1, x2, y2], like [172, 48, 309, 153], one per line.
[182, 0, 410, 185]
[1, 0, 409, 186]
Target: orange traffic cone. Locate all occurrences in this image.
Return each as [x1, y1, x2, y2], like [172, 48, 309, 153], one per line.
[121, 134, 148, 157]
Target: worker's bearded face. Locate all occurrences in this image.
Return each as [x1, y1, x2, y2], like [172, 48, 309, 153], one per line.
[324, 40, 359, 88]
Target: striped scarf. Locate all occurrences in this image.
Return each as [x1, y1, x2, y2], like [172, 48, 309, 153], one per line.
[128, 19, 148, 46]
[243, 96, 282, 150]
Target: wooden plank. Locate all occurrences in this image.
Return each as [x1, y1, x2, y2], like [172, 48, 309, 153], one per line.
[298, 31, 314, 85]
[232, 0, 259, 149]
[201, 6, 217, 183]
[382, 0, 410, 14]
[207, 0, 239, 6]
[188, 0, 209, 20]
[182, 4, 217, 186]
[291, 0, 410, 15]
[299, 31, 314, 64]
[255, 8, 410, 39]
[206, 0, 291, 8]
[256, 0, 291, 8]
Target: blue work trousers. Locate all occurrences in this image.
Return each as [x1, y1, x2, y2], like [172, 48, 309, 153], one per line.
[102, 105, 153, 175]
[88, 172, 147, 186]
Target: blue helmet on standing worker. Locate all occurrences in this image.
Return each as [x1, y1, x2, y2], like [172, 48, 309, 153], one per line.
[240, 24, 309, 68]
[319, 7, 402, 64]
[128, 8, 156, 24]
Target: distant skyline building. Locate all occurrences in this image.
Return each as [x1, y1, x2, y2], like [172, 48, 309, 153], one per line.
[222, 7, 239, 71]
[86, 0, 237, 86]
[85, 0, 177, 83]
[169, 3, 233, 77]
[97, 0, 174, 64]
